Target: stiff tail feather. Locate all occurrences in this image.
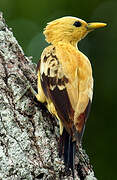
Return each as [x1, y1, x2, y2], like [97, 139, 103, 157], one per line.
[59, 128, 76, 178]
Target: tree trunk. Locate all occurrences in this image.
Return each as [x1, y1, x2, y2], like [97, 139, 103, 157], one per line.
[0, 12, 97, 180]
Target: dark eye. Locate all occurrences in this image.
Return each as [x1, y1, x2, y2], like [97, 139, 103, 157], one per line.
[73, 21, 82, 27]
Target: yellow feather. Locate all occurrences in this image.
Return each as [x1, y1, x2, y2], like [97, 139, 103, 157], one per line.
[36, 16, 106, 136]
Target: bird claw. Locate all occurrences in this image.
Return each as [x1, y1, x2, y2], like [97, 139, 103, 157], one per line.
[15, 83, 37, 103]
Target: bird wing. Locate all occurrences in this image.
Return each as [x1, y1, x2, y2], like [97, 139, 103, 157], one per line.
[39, 45, 75, 135]
[39, 45, 92, 140]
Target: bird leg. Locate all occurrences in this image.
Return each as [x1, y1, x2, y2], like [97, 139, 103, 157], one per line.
[15, 83, 45, 103]
[15, 83, 34, 102]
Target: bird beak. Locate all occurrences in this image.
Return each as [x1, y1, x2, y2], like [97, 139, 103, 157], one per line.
[87, 22, 107, 30]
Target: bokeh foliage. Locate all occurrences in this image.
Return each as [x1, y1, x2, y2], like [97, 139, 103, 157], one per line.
[0, 0, 116, 179]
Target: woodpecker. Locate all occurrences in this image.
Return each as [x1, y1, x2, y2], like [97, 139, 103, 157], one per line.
[33, 16, 106, 177]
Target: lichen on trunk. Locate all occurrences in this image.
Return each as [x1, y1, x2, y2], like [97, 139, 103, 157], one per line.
[0, 12, 97, 180]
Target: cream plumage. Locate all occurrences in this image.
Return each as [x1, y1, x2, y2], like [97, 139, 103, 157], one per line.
[34, 16, 106, 177]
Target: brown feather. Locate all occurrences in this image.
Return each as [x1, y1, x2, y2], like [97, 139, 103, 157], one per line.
[40, 46, 75, 136]
[39, 44, 93, 141]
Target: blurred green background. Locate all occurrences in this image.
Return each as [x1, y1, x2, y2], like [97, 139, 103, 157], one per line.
[1, 0, 116, 179]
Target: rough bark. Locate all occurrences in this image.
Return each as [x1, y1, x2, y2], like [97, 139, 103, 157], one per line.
[0, 12, 97, 180]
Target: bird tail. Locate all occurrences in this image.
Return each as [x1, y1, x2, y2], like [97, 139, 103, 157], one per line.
[59, 128, 76, 178]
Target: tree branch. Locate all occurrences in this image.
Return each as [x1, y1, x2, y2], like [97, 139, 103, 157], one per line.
[0, 12, 97, 180]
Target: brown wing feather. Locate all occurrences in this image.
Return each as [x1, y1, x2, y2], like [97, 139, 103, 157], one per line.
[39, 46, 75, 136]
[76, 100, 91, 142]
[38, 45, 92, 142]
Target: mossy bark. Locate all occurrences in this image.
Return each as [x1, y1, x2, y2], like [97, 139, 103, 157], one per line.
[0, 12, 97, 180]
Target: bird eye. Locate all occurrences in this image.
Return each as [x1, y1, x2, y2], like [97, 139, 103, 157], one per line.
[73, 21, 82, 27]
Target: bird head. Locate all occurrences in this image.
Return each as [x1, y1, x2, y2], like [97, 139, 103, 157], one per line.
[44, 16, 107, 47]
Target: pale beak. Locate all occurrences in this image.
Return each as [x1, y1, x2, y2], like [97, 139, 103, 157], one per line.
[87, 22, 107, 30]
